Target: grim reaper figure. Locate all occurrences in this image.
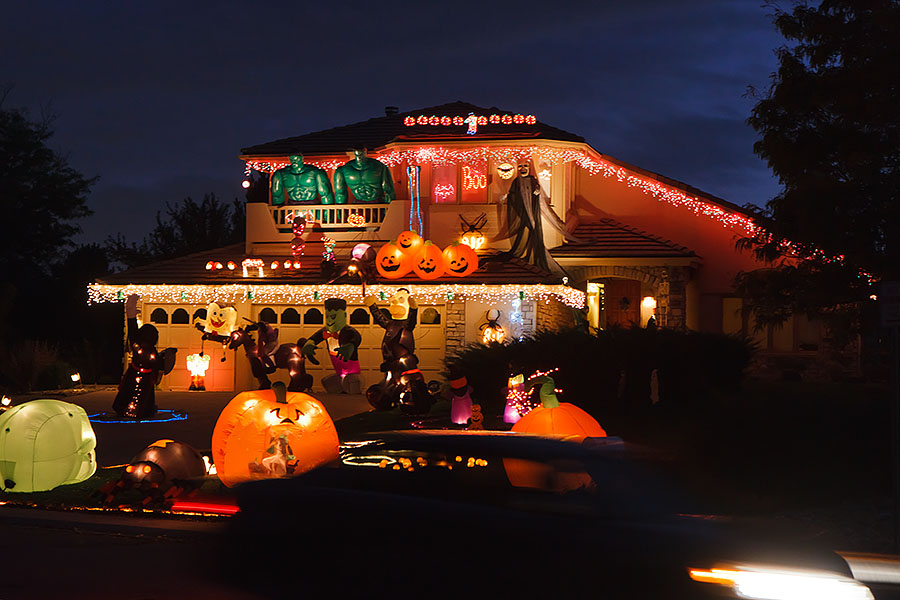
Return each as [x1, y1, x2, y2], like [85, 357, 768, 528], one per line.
[502, 162, 580, 273]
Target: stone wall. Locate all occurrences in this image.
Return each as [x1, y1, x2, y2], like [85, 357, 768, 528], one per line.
[444, 300, 467, 358]
[536, 297, 576, 331]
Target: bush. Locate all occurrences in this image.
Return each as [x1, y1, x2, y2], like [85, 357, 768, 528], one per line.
[445, 327, 754, 418]
[35, 360, 78, 391]
[0, 340, 59, 393]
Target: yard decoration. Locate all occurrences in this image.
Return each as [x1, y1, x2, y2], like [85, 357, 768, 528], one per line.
[468, 404, 484, 430]
[447, 369, 473, 425]
[364, 289, 432, 414]
[197, 302, 238, 337]
[211, 382, 339, 487]
[334, 149, 396, 204]
[412, 241, 445, 280]
[301, 298, 362, 394]
[376, 240, 413, 279]
[396, 230, 424, 257]
[442, 241, 478, 277]
[0, 399, 96, 493]
[113, 294, 177, 419]
[506, 375, 606, 491]
[98, 439, 207, 505]
[348, 242, 377, 286]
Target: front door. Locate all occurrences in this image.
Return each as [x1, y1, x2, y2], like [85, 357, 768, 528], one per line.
[603, 279, 641, 328]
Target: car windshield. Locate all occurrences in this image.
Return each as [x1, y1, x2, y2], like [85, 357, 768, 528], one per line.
[296, 431, 698, 519]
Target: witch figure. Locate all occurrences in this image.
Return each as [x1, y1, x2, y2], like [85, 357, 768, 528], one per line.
[112, 294, 177, 419]
[503, 161, 581, 273]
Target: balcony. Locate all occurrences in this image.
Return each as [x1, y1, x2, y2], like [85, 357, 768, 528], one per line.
[271, 204, 389, 232]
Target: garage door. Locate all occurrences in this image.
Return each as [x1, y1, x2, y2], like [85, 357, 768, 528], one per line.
[252, 304, 446, 392]
[143, 304, 235, 391]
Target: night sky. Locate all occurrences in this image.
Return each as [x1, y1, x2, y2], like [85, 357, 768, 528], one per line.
[1, 0, 784, 246]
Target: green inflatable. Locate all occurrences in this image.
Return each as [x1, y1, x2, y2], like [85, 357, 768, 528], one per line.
[0, 399, 97, 492]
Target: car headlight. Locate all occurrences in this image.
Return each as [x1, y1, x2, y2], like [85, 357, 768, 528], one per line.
[689, 564, 874, 600]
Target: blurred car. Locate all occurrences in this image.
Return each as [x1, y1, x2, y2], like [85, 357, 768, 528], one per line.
[223, 430, 875, 599]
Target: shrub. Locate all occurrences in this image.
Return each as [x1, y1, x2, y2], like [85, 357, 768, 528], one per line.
[446, 327, 754, 418]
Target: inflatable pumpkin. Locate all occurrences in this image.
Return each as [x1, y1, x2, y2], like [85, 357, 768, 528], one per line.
[211, 382, 339, 487]
[412, 241, 444, 280]
[442, 241, 478, 277]
[0, 399, 96, 492]
[376, 241, 412, 279]
[505, 376, 606, 491]
[395, 230, 424, 257]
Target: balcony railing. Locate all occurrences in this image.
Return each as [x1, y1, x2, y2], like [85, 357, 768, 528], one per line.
[271, 204, 390, 232]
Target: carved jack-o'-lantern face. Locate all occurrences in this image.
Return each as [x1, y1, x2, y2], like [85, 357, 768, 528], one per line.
[211, 383, 339, 487]
[376, 241, 412, 279]
[442, 241, 479, 277]
[412, 242, 444, 280]
[396, 230, 424, 256]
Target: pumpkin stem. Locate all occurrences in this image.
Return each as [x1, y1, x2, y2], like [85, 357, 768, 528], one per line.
[272, 381, 287, 404]
[527, 375, 559, 409]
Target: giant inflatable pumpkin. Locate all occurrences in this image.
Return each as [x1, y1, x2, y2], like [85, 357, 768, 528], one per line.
[376, 240, 412, 279]
[211, 382, 339, 487]
[395, 230, 424, 257]
[505, 376, 606, 491]
[442, 241, 478, 277]
[0, 399, 96, 492]
[412, 241, 445, 280]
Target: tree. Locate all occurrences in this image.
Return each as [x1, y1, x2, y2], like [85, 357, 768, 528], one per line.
[107, 193, 245, 269]
[738, 0, 900, 334]
[0, 102, 96, 277]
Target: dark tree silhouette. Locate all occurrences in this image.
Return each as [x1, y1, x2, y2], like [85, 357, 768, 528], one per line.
[737, 0, 900, 335]
[0, 101, 96, 276]
[107, 193, 245, 269]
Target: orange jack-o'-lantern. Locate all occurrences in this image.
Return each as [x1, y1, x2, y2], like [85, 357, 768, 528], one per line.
[505, 376, 606, 491]
[412, 241, 445, 280]
[376, 241, 413, 279]
[211, 382, 339, 487]
[442, 241, 479, 277]
[396, 230, 424, 257]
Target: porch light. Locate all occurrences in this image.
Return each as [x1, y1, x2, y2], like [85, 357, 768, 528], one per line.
[642, 296, 657, 310]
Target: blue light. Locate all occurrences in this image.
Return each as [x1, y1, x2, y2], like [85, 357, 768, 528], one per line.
[406, 165, 422, 234]
[88, 409, 188, 424]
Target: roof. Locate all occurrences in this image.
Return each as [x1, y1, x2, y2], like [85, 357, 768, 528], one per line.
[98, 244, 560, 286]
[240, 101, 584, 157]
[550, 218, 697, 259]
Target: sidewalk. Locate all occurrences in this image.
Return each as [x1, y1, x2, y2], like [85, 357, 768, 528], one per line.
[39, 387, 371, 466]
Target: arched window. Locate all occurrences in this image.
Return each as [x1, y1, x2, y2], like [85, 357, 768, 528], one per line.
[304, 308, 323, 325]
[349, 307, 370, 325]
[171, 308, 189, 324]
[192, 308, 207, 323]
[281, 307, 301, 324]
[420, 307, 441, 324]
[259, 307, 278, 323]
[150, 308, 168, 324]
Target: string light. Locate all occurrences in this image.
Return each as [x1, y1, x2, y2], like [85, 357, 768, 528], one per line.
[241, 258, 265, 278]
[403, 114, 536, 131]
[434, 184, 455, 202]
[462, 166, 486, 190]
[285, 211, 313, 257]
[87, 283, 585, 308]
[407, 165, 422, 233]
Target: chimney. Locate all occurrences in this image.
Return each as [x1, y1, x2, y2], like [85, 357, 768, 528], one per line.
[384, 106, 399, 116]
